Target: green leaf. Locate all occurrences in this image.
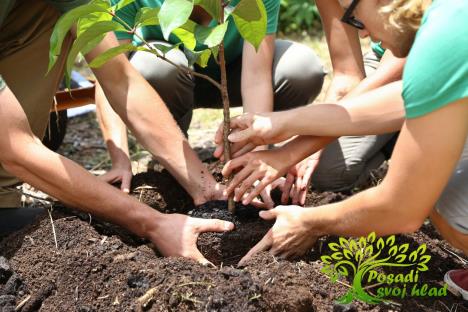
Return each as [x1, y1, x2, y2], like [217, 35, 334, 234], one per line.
[331, 252, 343, 261]
[399, 243, 409, 254]
[48, 3, 111, 73]
[184, 48, 211, 67]
[417, 244, 427, 256]
[376, 237, 385, 250]
[321, 255, 332, 265]
[153, 43, 182, 55]
[388, 245, 398, 257]
[420, 255, 431, 265]
[159, 0, 194, 40]
[195, 22, 229, 48]
[409, 250, 418, 262]
[113, 0, 136, 11]
[172, 20, 197, 50]
[231, 0, 267, 50]
[364, 245, 373, 257]
[358, 237, 367, 249]
[418, 263, 429, 272]
[395, 254, 406, 263]
[386, 235, 396, 246]
[349, 240, 358, 252]
[367, 232, 376, 243]
[65, 21, 126, 86]
[355, 250, 363, 262]
[211, 46, 219, 59]
[194, 0, 220, 20]
[343, 249, 353, 260]
[339, 237, 350, 249]
[337, 266, 349, 277]
[328, 243, 340, 252]
[135, 7, 160, 27]
[88, 43, 138, 68]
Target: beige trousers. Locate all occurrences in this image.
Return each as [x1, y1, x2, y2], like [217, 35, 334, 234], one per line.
[0, 0, 71, 207]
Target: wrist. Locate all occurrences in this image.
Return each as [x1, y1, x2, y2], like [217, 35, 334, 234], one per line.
[129, 201, 166, 238]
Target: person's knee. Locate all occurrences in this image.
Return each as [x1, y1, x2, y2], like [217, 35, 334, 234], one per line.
[274, 40, 326, 107]
[430, 209, 468, 254]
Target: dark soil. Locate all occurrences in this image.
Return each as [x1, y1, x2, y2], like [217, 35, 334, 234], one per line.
[1, 168, 467, 311]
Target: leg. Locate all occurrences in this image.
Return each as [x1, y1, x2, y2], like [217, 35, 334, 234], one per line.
[272, 39, 326, 110]
[129, 41, 195, 134]
[0, 0, 70, 207]
[311, 50, 398, 192]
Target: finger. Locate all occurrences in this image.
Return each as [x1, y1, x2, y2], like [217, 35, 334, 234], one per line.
[222, 157, 247, 177]
[193, 218, 235, 233]
[249, 197, 268, 209]
[228, 128, 253, 143]
[191, 248, 216, 267]
[281, 173, 295, 204]
[299, 188, 307, 206]
[260, 186, 274, 209]
[291, 184, 300, 205]
[271, 177, 286, 191]
[213, 145, 224, 159]
[232, 142, 256, 158]
[98, 171, 120, 184]
[214, 121, 224, 145]
[121, 173, 132, 193]
[235, 172, 262, 202]
[258, 208, 278, 221]
[301, 165, 315, 190]
[225, 166, 252, 196]
[243, 177, 275, 206]
[238, 230, 273, 266]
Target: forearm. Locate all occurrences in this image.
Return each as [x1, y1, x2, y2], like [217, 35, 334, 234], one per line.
[280, 135, 336, 167]
[95, 81, 130, 165]
[3, 136, 161, 237]
[281, 81, 405, 137]
[346, 50, 405, 98]
[87, 34, 214, 204]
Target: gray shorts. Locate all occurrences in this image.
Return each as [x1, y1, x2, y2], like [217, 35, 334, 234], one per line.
[436, 137, 468, 234]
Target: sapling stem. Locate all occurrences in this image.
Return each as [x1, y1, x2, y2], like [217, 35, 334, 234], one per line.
[218, 1, 235, 214]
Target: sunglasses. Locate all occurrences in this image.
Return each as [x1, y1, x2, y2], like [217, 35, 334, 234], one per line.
[341, 0, 365, 30]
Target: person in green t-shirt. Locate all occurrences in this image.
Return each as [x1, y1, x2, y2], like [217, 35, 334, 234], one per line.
[95, 0, 327, 206]
[0, 0, 235, 263]
[211, 0, 468, 274]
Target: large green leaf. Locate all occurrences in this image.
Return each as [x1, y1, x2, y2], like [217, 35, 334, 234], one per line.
[134, 7, 160, 27]
[65, 21, 126, 85]
[158, 0, 194, 40]
[112, 0, 136, 11]
[194, 0, 220, 21]
[195, 21, 229, 48]
[231, 0, 267, 50]
[48, 4, 111, 73]
[88, 43, 138, 68]
[184, 48, 211, 67]
[172, 20, 197, 50]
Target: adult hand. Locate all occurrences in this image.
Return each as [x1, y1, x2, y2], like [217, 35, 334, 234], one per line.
[213, 112, 291, 160]
[238, 206, 317, 266]
[98, 158, 133, 193]
[223, 149, 291, 206]
[281, 152, 321, 205]
[150, 213, 235, 265]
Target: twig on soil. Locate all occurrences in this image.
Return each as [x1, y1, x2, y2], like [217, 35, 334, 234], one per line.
[177, 281, 214, 288]
[134, 186, 158, 192]
[137, 287, 158, 308]
[15, 295, 31, 311]
[440, 245, 468, 266]
[180, 292, 203, 305]
[48, 206, 59, 250]
[248, 294, 262, 301]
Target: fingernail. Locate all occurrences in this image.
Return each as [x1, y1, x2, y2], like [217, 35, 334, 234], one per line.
[224, 222, 234, 231]
[123, 188, 130, 193]
[242, 199, 248, 205]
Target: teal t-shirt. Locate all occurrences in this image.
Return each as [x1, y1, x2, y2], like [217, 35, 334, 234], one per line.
[402, 0, 468, 119]
[111, 0, 280, 76]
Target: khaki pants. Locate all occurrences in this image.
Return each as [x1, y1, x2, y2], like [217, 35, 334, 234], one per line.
[0, 0, 71, 207]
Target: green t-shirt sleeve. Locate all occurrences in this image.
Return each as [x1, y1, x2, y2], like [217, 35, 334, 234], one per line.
[264, 0, 280, 34]
[46, 0, 90, 12]
[402, 0, 468, 119]
[0, 75, 6, 91]
[111, 0, 138, 41]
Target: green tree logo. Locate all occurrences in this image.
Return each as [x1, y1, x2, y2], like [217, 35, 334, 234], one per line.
[321, 233, 431, 304]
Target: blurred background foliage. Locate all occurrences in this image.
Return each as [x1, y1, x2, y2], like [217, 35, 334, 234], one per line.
[278, 0, 322, 36]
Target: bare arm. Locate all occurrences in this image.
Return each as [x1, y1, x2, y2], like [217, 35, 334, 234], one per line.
[316, 0, 365, 101]
[87, 33, 222, 205]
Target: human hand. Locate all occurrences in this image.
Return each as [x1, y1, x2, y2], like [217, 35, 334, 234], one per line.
[98, 158, 133, 193]
[213, 112, 290, 160]
[223, 149, 292, 206]
[149, 213, 235, 265]
[238, 205, 317, 266]
[281, 152, 321, 206]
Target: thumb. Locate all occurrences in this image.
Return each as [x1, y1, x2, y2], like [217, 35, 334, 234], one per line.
[228, 128, 253, 143]
[195, 218, 235, 233]
[259, 209, 278, 221]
